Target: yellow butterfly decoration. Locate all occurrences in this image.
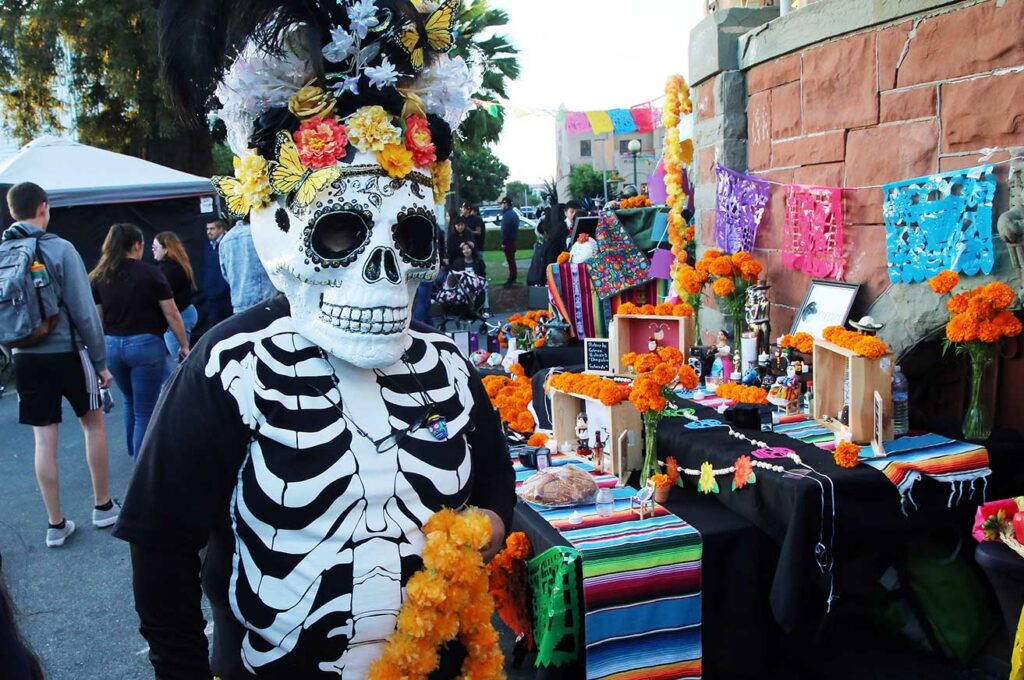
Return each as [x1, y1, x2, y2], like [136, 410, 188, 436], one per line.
[211, 176, 255, 218]
[398, 0, 457, 70]
[268, 131, 342, 209]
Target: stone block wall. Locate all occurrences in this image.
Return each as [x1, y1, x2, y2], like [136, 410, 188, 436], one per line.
[692, 0, 1024, 343]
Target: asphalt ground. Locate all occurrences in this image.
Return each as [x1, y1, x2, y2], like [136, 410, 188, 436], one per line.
[0, 389, 531, 679]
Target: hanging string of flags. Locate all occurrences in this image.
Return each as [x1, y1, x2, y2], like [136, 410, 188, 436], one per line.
[712, 154, 1022, 285]
[468, 95, 668, 134]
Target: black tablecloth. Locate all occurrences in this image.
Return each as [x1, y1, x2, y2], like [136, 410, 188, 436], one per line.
[657, 400, 978, 633]
[517, 345, 585, 377]
[514, 489, 782, 679]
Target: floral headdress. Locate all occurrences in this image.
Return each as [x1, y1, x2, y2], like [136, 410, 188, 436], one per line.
[160, 0, 476, 217]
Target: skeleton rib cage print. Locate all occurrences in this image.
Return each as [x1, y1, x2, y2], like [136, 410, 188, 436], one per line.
[206, 318, 477, 676]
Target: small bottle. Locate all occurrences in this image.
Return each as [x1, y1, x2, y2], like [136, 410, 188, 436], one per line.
[30, 261, 50, 287]
[595, 488, 614, 517]
[839, 368, 850, 426]
[805, 380, 814, 416]
[892, 365, 910, 437]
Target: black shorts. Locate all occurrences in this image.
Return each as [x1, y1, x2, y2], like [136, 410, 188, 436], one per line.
[13, 351, 100, 426]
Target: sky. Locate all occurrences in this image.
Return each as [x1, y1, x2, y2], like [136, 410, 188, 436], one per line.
[488, 0, 705, 185]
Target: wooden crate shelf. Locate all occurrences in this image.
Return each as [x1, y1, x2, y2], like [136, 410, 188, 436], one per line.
[811, 339, 894, 444]
[549, 386, 643, 485]
[610, 314, 696, 374]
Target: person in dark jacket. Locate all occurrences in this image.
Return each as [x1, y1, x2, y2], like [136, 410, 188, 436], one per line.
[461, 202, 485, 252]
[499, 197, 520, 287]
[445, 217, 471, 266]
[198, 220, 232, 332]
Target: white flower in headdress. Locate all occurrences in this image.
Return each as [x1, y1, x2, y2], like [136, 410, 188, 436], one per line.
[323, 27, 356, 63]
[348, 0, 380, 40]
[365, 57, 399, 90]
[331, 74, 362, 97]
[414, 55, 477, 128]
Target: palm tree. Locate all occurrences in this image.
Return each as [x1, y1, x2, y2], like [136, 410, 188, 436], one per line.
[451, 0, 521, 147]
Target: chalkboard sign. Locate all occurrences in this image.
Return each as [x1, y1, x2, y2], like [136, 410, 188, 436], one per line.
[584, 338, 613, 375]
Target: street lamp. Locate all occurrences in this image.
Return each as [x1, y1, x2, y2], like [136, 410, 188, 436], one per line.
[627, 139, 642, 187]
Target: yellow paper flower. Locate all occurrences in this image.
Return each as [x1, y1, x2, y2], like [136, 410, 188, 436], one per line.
[698, 461, 716, 494]
[431, 159, 452, 204]
[233, 152, 272, 213]
[288, 83, 336, 119]
[377, 143, 414, 179]
[347, 105, 401, 152]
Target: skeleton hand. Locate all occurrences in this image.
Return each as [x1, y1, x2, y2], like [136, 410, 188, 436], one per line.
[479, 509, 505, 563]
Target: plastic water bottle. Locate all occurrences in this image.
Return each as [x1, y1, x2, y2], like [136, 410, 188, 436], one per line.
[892, 366, 910, 437]
[595, 488, 614, 517]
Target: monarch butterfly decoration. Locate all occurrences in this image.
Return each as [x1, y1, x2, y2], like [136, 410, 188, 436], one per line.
[211, 175, 257, 218]
[396, 0, 457, 70]
[269, 131, 343, 210]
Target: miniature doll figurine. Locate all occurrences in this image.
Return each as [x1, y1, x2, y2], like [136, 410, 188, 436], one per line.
[576, 412, 591, 458]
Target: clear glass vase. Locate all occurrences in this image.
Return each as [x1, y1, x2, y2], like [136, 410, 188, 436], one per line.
[639, 411, 661, 488]
[963, 344, 997, 442]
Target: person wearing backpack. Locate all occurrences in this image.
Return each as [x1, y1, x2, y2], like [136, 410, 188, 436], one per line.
[1, 182, 119, 548]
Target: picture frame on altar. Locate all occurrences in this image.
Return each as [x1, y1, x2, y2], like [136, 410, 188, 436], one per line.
[791, 279, 860, 340]
[570, 215, 600, 244]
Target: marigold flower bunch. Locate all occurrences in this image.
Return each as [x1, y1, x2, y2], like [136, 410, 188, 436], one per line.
[822, 326, 890, 359]
[698, 250, 763, 323]
[556, 251, 571, 265]
[715, 382, 768, 404]
[833, 441, 861, 468]
[619, 195, 652, 209]
[487, 532, 533, 650]
[482, 368, 535, 434]
[927, 270, 1021, 347]
[547, 372, 632, 407]
[616, 301, 693, 317]
[649, 473, 672, 489]
[663, 75, 695, 293]
[369, 508, 505, 680]
[527, 432, 549, 448]
[499, 310, 552, 349]
[779, 332, 814, 355]
[624, 345, 689, 414]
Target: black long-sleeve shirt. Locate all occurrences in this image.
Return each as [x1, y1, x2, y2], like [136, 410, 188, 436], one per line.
[113, 297, 515, 679]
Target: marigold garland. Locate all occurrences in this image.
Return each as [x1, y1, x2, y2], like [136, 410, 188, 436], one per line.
[368, 508, 505, 680]
[487, 532, 533, 650]
[822, 326, 890, 359]
[779, 332, 814, 355]
[663, 74, 694, 297]
[616, 301, 693, 317]
[833, 441, 862, 468]
[716, 382, 769, 404]
[619, 195, 652, 209]
[482, 369, 535, 434]
[547, 372, 631, 406]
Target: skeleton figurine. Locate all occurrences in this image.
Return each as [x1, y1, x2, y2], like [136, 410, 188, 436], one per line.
[745, 282, 771, 356]
[115, 3, 515, 679]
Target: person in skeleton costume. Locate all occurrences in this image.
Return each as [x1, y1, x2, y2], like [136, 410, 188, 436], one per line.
[112, 1, 516, 678]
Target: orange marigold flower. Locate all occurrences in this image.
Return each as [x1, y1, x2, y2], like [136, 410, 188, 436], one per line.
[947, 293, 970, 315]
[678, 364, 699, 390]
[928, 270, 959, 295]
[649, 473, 671, 488]
[708, 257, 734, 277]
[510, 363, 525, 377]
[731, 251, 752, 266]
[617, 302, 639, 315]
[655, 302, 674, 316]
[702, 249, 723, 261]
[946, 313, 977, 343]
[533, 338, 546, 348]
[982, 281, 1015, 310]
[656, 345, 683, 365]
[853, 336, 888, 359]
[673, 303, 694, 317]
[834, 441, 861, 468]
[639, 304, 657, 315]
[634, 353, 660, 374]
[621, 351, 638, 368]
[740, 260, 762, 280]
[712, 277, 735, 297]
[527, 432, 548, 447]
[653, 362, 676, 385]
[977, 321, 1002, 343]
[994, 311, 1023, 337]
[695, 260, 710, 281]
[556, 251, 570, 265]
[685, 226, 695, 241]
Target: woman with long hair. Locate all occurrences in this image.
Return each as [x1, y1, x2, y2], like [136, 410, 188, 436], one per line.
[152, 232, 198, 369]
[90, 223, 189, 460]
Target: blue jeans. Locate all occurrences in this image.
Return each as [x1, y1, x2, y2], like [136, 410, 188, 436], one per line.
[164, 304, 197, 375]
[105, 334, 166, 460]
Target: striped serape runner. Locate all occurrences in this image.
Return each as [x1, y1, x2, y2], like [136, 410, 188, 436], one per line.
[534, 487, 702, 680]
[513, 452, 619, 490]
[546, 263, 609, 338]
[860, 433, 992, 505]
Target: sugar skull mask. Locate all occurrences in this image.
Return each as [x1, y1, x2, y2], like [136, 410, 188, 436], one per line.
[251, 149, 439, 368]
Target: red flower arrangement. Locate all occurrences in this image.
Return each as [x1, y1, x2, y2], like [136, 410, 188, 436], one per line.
[294, 117, 348, 168]
[404, 115, 437, 167]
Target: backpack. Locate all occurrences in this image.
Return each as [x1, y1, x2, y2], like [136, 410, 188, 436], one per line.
[0, 224, 62, 348]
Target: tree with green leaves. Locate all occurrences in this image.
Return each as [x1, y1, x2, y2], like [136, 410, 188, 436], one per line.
[0, 0, 212, 174]
[568, 165, 605, 200]
[506, 181, 540, 207]
[453, 144, 509, 206]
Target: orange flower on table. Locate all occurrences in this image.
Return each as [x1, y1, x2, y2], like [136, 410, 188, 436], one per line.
[977, 321, 1002, 343]
[781, 331, 814, 354]
[673, 303, 694, 317]
[677, 364, 699, 390]
[653, 362, 676, 385]
[655, 302, 674, 316]
[639, 304, 657, 315]
[656, 345, 684, 365]
[556, 251, 570, 265]
[633, 353, 660, 374]
[716, 382, 768, 404]
[649, 473, 672, 489]
[928, 270, 960, 295]
[527, 432, 549, 447]
[733, 455, 754, 490]
[621, 351, 638, 369]
[712, 277, 735, 297]
[834, 441, 861, 468]
[822, 325, 889, 358]
[677, 267, 703, 295]
[617, 302, 639, 315]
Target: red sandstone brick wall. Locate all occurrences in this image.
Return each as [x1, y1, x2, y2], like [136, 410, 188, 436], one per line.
[699, 0, 1024, 334]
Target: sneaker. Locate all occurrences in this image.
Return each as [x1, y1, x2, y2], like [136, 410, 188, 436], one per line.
[93, 499, 121, 528]
[46, 520, 76, 548]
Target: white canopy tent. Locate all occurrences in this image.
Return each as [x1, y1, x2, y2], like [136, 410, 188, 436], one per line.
[0, 136, 214, 208]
